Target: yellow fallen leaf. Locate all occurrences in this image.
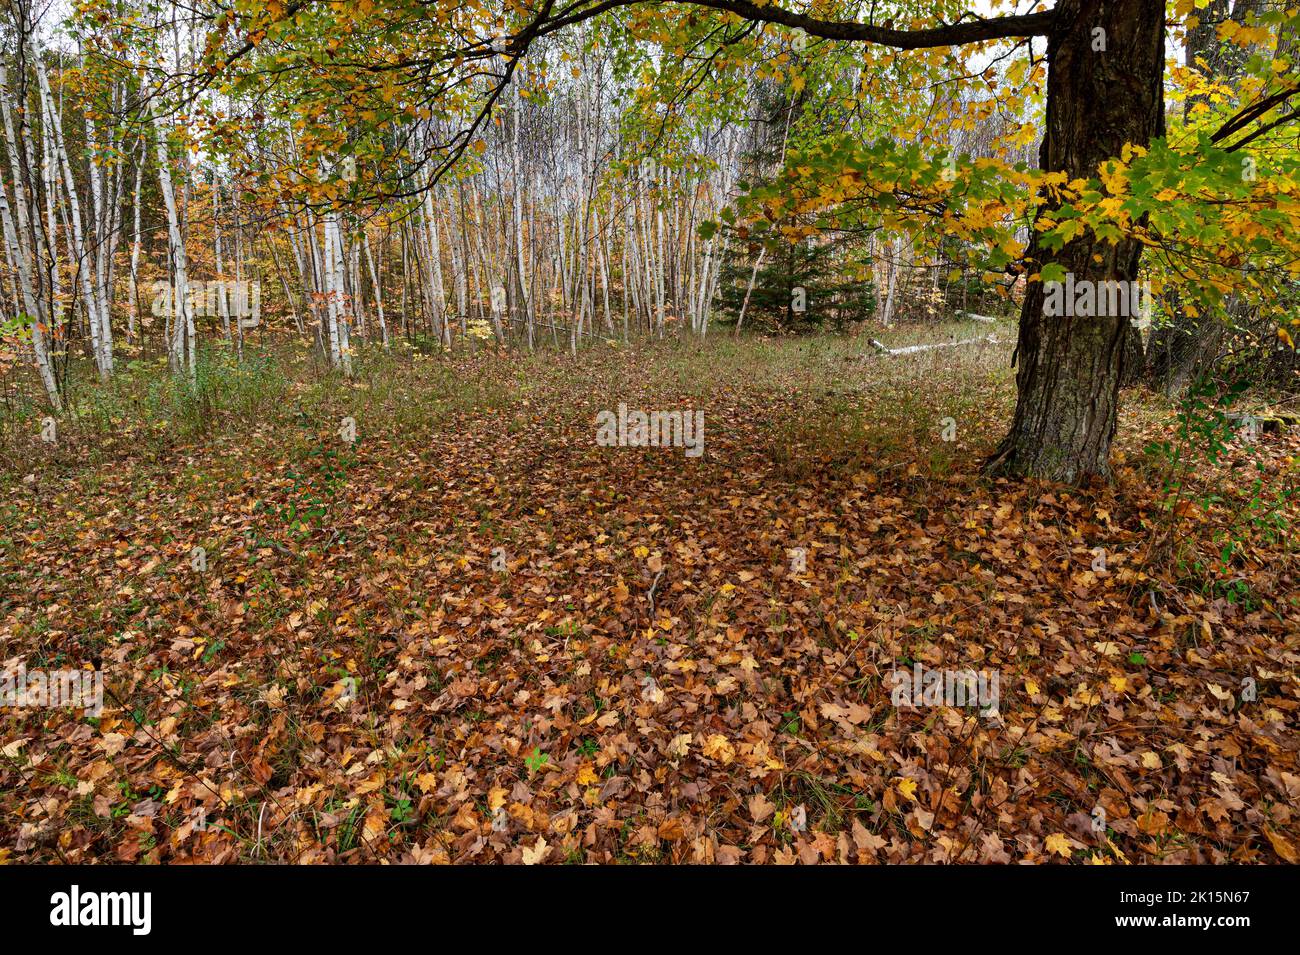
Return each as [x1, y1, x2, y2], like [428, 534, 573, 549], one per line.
[363, 808, 386, 842]
[521, 836, 550, 865]
[702, 734, 736, 765]
[1045, 833, 1073, 858]
[1266, 828, 1298, 863]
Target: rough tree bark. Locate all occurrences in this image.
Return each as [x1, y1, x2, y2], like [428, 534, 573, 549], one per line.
[984, 0, 1165, 482]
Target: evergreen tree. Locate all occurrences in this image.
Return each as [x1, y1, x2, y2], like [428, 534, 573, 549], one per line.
[715, 82, 875, 333]
[717, 234, 876, 332]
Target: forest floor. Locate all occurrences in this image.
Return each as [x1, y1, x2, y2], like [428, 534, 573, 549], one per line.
[1, 322, 1298, 863]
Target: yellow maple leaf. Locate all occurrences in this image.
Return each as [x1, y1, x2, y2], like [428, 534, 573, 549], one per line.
[897, 777, 918, 802]
[702, 734, 736, 765]
[521, 836, 550, 865]
[1045, 833, 1073, 858]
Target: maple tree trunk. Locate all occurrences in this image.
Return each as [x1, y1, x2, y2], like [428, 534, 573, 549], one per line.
[986, 0, 1164, 483]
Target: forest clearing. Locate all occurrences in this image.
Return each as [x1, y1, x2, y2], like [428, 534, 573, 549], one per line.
[1, 327, 1297, 865]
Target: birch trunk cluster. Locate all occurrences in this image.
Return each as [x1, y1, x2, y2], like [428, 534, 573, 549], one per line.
[2, 8, 944, 405]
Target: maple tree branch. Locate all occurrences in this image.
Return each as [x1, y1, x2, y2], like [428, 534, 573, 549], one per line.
[1211, 81, 1300, 144]
[536, 0, 1058, 48]
[1220, 105, 1300, 152]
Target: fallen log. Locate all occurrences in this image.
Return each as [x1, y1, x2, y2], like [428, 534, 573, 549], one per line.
[865, 335, 1001, 357]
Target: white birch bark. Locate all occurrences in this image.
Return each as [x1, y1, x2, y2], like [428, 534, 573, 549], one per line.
[0, 68, 60, 409]
[33, 38, 111, 380]
[363, 232, 388, 347]
[152, 104, 194, 380]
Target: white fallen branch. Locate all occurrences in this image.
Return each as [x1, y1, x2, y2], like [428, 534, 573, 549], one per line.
[865, 335, 1001, 357]
[958, 311, 999, 324]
